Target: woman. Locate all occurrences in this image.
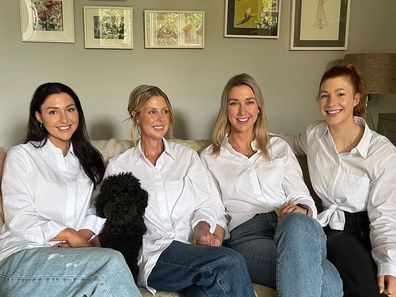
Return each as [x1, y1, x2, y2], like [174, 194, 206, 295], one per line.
[284, 65, 396, 297]
[104, 84, 255, 297]
[0, 82, 141, 297]
[200, 73, 342, 297]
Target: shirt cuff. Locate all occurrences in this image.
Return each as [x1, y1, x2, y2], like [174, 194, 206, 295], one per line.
[377, 263, 396, 278]
[297, 198, 318, 219]
[192, 215, 216, 233]
[79, 215, 106, 235]
[41, 220, 68, 243]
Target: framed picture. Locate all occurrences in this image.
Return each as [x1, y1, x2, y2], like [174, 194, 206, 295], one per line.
[290, 0, 351, 50]
[144, 10, 205, 49]
[224, 0, 281, 38]
[83, 6, 133, 49]
[19, 0, 75, 43]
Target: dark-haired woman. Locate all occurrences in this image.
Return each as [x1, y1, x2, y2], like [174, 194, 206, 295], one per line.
[0, 83, 141, 297]
[284, 65, 396, 297]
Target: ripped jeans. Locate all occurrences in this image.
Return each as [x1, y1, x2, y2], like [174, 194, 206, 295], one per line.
[0, 247, 141, 297]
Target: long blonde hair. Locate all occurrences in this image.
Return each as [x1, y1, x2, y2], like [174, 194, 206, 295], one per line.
[211, 73, 270, 158]
[127, 85, 174, 145]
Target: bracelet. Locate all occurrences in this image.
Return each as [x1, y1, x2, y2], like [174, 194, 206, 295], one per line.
[296, 203, 310, 215]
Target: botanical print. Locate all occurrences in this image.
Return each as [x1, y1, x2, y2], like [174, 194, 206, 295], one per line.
[233, 0, 279, 30]
[93, 10, 126, 40]
[31, 0, 63, 31]
[145, 11, 204, 48]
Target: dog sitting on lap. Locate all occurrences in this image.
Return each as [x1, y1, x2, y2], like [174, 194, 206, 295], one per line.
[95, 172, 148, 280]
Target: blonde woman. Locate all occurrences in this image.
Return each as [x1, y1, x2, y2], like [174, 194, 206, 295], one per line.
[104, 85, 255, 297]
[200, 73, 342, 297]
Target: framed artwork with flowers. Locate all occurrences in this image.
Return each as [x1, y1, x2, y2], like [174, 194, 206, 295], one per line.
[144, 10, 205, 48]
[19, 0, 75, 43]
[83, 6, 133, 49]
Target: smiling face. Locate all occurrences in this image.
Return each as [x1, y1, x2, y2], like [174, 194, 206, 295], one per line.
[227, 85, 260, 136]
[318, 76, 360, 128]
[35, 92, 79, 153]
[137, 95, 170, 142]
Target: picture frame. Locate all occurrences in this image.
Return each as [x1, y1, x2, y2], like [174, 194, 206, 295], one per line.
[83, 6, 133, 49]
[144, 10, 205, 49]
[19, 0, 75, 43]
[224, 0, 281, 39]
[290, 0, 351, 50]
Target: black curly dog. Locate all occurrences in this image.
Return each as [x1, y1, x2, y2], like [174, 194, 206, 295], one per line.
[95, 172, 148, 279]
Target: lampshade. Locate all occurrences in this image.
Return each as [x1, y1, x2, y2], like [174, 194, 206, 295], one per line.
[343, 53, 396, 94]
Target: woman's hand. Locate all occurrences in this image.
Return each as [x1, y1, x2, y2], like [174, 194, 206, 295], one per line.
[278, 202, 312, 221]
[192, 221, 222, 247]
[378, 275, 396, 296]
[51, 228, 91, 248]
[89, 235, 102, 247]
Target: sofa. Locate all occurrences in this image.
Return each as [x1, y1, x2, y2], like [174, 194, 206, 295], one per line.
[0, 138, 322, 297]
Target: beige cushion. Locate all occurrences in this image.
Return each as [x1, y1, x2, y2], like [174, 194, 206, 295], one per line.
[139, 284, 276, 296]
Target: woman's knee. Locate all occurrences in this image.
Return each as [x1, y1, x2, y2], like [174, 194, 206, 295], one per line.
[322, 259, 343, 297]
[276, 213, 323, 239]
[213, 247, 248, 271]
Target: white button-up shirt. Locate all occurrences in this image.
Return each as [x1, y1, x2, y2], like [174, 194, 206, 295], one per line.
[104, 138, 221, 292]
[0, 140, 105, 263]
[200, 135, 317, 233]
[285, 117, 396, 277]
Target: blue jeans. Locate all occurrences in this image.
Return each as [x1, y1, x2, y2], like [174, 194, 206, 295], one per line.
[228, 212, 343, 297]
[0, 247, 141, 297]
[147, 240, 255, 297]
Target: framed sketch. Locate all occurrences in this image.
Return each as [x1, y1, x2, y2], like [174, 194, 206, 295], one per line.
[224, 0, 281, 38]
[290, 0, 351, 50]
[144, 10, 205, 49]
[19, 0, 75, 43]
[83, 6, 133, 49]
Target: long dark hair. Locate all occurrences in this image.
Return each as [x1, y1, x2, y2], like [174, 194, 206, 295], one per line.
[25, 82, 105, 187]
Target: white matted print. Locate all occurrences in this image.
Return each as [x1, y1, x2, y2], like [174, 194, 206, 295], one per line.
[290, 0, 351, 50]
[144, 10, 205, 49]
[83, 6, 133, 49]
[19, 0, 74, 43]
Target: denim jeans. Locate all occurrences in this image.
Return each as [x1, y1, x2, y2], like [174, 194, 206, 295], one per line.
[228, 212, 343, 297]
[0, 247, 142, 297]
[147, 240, 255, 297]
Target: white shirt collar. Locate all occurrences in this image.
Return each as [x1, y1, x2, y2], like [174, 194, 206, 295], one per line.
[319, 117, 372, 159]
[136, 137, 176, 163]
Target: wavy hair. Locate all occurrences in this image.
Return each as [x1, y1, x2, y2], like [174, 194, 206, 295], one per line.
[211, 73, 270, 158]
[127, 85, 174, 145]
[25, 82, 105, 187]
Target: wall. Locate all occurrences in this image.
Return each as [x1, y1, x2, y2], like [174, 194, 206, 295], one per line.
[1, 0, 395, 146]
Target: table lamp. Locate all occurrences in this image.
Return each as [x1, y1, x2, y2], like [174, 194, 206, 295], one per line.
[343, 53, 396, 128]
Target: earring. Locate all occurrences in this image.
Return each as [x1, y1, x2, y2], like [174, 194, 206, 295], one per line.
[39, 123, 44, 130]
